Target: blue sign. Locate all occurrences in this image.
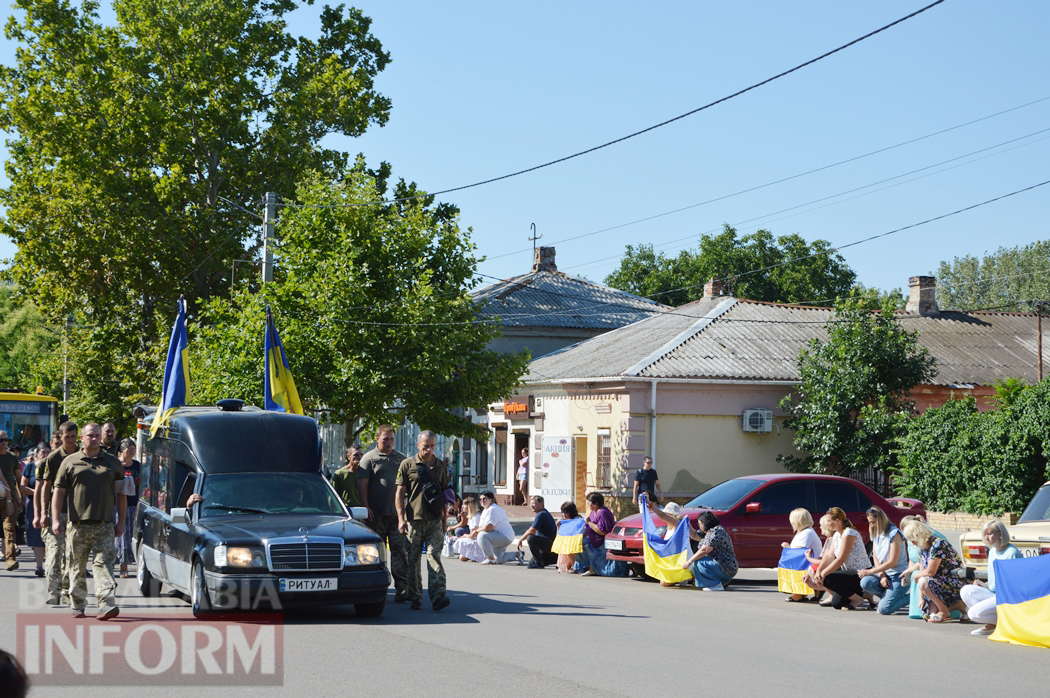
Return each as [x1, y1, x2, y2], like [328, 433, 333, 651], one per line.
[0, 401, 51, 415]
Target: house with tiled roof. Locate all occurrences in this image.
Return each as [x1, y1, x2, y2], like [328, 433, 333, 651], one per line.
[514, 276, 1048, 516]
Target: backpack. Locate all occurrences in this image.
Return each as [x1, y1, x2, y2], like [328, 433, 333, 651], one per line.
[415, 463, 447, 517]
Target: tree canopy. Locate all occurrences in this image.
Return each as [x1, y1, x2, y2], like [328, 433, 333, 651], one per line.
[191, 168, 530, 440]
[936, 240, 1050, 312]
[0, 0, 392, 425]
[603, 225, 857, 306]
[778, 299, 936, 477]
[0, 283, 60, 394]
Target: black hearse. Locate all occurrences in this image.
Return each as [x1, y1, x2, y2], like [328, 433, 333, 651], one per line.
[132, 400, 389, 618]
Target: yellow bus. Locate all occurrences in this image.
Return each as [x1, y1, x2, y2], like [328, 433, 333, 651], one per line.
[0, 392, 60, 452]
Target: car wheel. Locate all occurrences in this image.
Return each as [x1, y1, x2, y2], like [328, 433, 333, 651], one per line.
[190, 560, 213, 618]
[137, 541, 161, 597]
[630, 562, 655, 581]
[354, 598, 386, 618]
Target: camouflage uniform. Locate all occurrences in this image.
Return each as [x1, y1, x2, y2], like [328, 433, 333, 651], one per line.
[66, 521, 118, 612]
[40, 514, 69, 602]
[368, 515, 409, 598]
[406, 519, 446, 603]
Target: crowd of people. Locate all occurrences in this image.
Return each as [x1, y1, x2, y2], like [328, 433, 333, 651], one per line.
[0, 421, 135, 621]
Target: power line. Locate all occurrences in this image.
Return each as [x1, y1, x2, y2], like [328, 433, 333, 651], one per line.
[488, 93, 1050, 262]
[276, 1, 946, 211]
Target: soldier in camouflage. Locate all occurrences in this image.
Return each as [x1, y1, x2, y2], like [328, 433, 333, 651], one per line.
[35, 421, 79, 606]
[51, 422, 126, 620]
[395, 430, 450, 612]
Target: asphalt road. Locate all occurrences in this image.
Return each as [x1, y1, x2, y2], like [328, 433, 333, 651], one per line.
[0, 546, 1045, 698]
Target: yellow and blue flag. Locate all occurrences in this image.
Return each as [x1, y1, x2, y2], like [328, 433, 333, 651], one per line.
[264, 305, 304, 415]
[552, 517, 585, 555]
[777, 547, 812, 596]
[640, 493, 693, 584]
[990, 554, 1050, 648]
[150, 297, 190, 438]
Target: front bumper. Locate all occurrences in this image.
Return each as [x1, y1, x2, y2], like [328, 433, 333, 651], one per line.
[204, 566, 390, 609]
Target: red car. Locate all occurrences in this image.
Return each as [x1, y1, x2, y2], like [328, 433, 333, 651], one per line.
[604, 474, 925, 572]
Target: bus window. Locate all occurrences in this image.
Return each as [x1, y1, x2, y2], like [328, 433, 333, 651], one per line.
[0, 393, 59, 452]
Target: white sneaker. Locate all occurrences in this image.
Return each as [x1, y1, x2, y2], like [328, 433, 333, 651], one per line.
[580, 570, 596, 577]
[971, 626, 994, 636]
[701, 583, 724, 591]
[480, 559, 496, 565]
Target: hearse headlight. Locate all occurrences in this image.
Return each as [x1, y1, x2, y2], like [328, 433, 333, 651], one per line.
[227, 547, 266, 568]
[214, 544, 228, 567]
[344, 544, 380, 566]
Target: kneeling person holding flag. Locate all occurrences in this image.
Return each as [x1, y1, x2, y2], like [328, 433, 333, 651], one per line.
[641, 494, 695, 586]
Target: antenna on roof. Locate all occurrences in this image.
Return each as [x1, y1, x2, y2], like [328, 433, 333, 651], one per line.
[528, 222, 541, 256]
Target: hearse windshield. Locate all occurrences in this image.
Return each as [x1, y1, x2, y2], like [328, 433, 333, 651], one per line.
[684, 478, 763, 511]
[199, 473, 345, 517]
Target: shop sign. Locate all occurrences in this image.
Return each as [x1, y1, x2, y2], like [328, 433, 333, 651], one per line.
[502, 395, 531, 417]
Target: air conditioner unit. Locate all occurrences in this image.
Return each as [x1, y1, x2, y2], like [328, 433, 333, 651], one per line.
[742, 408, 773, 433]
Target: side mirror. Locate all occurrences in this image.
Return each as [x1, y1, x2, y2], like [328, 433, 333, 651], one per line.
[349, 506, 368, 520]
[171, 507, 188, 524]
[745, 502, 762, 514]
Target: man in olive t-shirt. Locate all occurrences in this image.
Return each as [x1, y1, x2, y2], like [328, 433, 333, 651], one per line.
[357, 424, 409, 601]
[0, 431, 20, 570]
[332, 445, 363, 508]
[52, 422, 125, 620]
[395, 430, 450, 611]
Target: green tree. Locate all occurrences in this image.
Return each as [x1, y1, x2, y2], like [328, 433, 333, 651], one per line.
[191, 168, 530, 440]
[0, 0, 391, 422]
[937, 241, 1050, 312]
[0, 283, 61, 394]
[895, 383, 1050, 516]
[778, 299, 937, 476]
[603, 225, 857, 306]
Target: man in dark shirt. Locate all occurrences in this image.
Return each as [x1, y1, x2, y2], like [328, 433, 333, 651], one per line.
[633, 456, 663, 509]
[52, 422, 125, 620]
[36, 421, 77, 604]
[517, 495, 558, 569]
[395, 430, 450, 611]
[100, 422, 118, 457]
[0, 431, 20, 570]
[357, 424, 409, 602]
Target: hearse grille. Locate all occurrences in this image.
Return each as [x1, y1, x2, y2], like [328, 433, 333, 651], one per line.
[268, 543, 343, 571]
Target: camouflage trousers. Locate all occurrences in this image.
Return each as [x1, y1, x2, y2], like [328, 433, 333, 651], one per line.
[67, 521, 118, 611]
[368, 514, 408, 595]
[406, 519, 446, 604]
[40, 514, 69, 599]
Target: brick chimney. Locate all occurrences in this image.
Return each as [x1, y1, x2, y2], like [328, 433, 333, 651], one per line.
[906, 275, 939, 316]
[703, 278, 724, 297]
[533, 246, 557, 272]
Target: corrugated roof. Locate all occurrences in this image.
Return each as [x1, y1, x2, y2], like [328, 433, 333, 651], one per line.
[472, 270, 668, 330]
[526, 297, 1048, 386]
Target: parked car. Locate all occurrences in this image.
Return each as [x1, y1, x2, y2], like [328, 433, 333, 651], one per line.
[604, 473, 924, 573]
[960, 481, 1050, 579]
[132, 399, 390, 618]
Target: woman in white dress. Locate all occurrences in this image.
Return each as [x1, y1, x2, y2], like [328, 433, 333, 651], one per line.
[452, 496, 486, 562]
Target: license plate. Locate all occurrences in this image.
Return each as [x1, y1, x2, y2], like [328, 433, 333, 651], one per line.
[605, 539, 623, 552]
[279, 577, 337, 592]
[1019, 546, 1046, 558]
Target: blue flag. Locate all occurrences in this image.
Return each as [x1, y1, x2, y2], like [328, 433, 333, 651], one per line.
[150, 298, 190, 437]
[990, 554, 1050, 648]
[777, 547, 812, 596]
[264, 305, 304, 415]
[640, 493, 693, 584]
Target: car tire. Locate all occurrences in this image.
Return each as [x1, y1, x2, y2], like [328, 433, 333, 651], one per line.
[354, 598, 386, 618]
[190, 559, 213, 618]
[137, 541, 161, 597]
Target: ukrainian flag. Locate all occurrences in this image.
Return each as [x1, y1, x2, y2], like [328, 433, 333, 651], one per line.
[552, 517, 585, 555]
[640, 494, 693, 584]
[777, 547, 812, 596]
[990, 554, 1050, 648]
[150, 297, 190, 438]
[264, 305, 304, 415]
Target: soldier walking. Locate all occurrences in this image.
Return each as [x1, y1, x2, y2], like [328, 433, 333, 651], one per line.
[36, 421, 78, 606]
[396, 430, 450, 611]
[51, 423, 126, 620]
[358, 424, 410, 602]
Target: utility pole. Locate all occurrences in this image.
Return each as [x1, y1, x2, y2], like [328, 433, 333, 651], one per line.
[262, 192, 276, 283]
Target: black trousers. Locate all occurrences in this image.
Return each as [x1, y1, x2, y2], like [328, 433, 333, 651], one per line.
[822, 571, 865, 609]
[527, 534, 557, 567]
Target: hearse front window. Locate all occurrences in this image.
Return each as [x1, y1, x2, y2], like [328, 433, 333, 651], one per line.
[199, 473, 345, 517]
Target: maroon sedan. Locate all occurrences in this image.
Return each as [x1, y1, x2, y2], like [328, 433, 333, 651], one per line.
[604, 474, 924, 572]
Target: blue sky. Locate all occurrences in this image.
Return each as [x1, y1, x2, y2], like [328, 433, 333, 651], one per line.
[2, 1, 1048, 302]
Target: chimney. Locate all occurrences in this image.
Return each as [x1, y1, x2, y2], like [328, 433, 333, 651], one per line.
[906, 275, 939, 316]
[703, 278, 724, 298]
[533, 246, 557, 272]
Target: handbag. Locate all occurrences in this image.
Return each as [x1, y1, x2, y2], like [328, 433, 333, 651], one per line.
[415, 463, 448, 517]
